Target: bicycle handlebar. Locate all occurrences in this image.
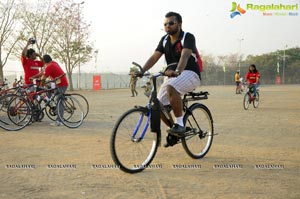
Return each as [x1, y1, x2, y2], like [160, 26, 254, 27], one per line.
[132, 62, 144, 73]
[132, 61, 178, 78]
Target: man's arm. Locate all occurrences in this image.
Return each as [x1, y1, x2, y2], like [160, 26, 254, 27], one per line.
[36, 53, 44, 63]
[22, 40, 31, 58]
[177, 48, 192, 73]
[30, 67, 45, 80]
[142, 51, 162, 73]
[165, 48, 192, 77]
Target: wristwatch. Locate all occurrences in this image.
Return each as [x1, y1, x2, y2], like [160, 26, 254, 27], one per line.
[175, 69, 181, 75]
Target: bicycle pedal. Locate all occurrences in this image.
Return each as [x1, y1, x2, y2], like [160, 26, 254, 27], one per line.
[166, 134, 179, 146]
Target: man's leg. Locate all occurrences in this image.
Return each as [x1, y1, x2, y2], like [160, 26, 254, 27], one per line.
[130, 84, 135, 97]
[166, 71, 200, 135]
[157, 77, 174, 127]
[167, 85, 183, 121]
[134, 83, 138, 96]
[51, 86, 67, 126]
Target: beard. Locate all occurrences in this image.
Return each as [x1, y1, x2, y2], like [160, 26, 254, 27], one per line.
[166, 26, 180, 35]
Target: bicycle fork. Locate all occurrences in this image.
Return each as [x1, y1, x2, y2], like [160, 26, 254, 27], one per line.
[131, 105, 162, 146]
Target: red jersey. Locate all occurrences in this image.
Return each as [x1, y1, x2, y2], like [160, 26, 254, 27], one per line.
[21, 56, 44, 84]
[44, 61, 68, 87]
[246, 71, 260, 84]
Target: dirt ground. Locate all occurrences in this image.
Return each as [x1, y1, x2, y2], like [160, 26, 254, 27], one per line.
[0, 85, 299, 199]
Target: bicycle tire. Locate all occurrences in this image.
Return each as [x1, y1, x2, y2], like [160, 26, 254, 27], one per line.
[57, 94, 84, 128]
[0, 94, 32, 131]
[253, 92, 260, 108]
[69, 93, 89, 119]
[182, 103, 214, 159]
[110, 107, 159, 173]
[45, 103, 57, 121]
[243, 93, 250, 110]
[30, 100, 44, 122]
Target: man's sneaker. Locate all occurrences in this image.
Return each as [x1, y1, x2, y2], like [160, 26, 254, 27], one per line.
[167, 123, 186, 137]
[50, 121, 62, 126]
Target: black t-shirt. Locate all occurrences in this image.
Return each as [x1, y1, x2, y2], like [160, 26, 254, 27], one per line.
[155, 30, 200, 77]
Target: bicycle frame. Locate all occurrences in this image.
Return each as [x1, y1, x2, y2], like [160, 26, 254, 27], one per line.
[131, 73, 163, 142]
[131, 72, 208, 144]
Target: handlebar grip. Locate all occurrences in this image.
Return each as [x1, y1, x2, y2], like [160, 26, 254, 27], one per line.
[132, 62, 143, 72]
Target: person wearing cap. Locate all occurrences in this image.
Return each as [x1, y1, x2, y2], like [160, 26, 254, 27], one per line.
[41, 54, 69, 126]
[21, 39, 44, 85]
[235, 70, 241, 94]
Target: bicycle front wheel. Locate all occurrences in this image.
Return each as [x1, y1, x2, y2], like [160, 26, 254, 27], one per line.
[253, 92, 260, 108]
[69, 93, 89, 119]
[110, 107, 159, 173]
[57, 95, 84, 128]
[243, 93, 250, 110]
[182, 103, 214, 159]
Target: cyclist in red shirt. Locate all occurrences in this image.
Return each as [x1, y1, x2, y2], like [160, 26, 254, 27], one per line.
[245, 64, 260, 98]
[41, 54, 68, 126]
[21, 39, 44, 85]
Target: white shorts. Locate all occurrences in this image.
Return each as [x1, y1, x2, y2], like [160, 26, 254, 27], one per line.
[157, 70, 200, 106]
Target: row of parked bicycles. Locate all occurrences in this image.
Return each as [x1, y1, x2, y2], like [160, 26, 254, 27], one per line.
[0, 76, 89, 131]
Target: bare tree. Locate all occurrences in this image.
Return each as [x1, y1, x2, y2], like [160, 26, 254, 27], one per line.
[0, 0, 22, 81]
[225, 53, 240, 69]
[16, 0, 93, 90]
[49, 0, 93, 90]
[17, 0, 57, 56]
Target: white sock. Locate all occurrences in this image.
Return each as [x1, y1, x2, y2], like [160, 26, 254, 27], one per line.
[175, 116, 184, 127]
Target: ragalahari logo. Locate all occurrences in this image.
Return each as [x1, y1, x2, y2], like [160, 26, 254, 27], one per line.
[230, 2, 246, 18]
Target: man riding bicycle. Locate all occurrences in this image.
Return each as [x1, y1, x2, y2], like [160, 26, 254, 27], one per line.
[245, 64, 260, 98]
[139, 12, 201, 137]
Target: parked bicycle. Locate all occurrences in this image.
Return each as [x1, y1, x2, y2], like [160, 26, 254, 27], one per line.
[110, 62, 214, 173]
[243, 84, 260, 110]
[0, 77, 86, 131]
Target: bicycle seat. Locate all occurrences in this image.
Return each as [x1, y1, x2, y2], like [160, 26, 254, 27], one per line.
[186, 91, 209, 97]
[184, 91, 209, 101]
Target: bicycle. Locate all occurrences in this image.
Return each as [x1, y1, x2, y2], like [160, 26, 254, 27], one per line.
[0, 77, 25, 112]
[110, 62, 214, 173]
[0, 78, 85, 131]
[243, 84, 260, 110]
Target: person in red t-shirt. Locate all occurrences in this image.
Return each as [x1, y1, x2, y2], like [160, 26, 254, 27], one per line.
[41, 54, 68, 126]
[21, 39, 44, 85]
[245, 64, 260, 97]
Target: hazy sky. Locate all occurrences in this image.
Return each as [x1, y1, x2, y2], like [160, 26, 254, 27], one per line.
[5, 0, 300, 74]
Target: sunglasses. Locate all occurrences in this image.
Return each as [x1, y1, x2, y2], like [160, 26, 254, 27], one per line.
[164, 21, 176, 27]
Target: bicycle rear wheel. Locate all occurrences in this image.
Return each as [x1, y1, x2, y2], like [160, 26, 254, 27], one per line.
[110, 107, 159, 173]
[0, 94, 32, 131]
[57, 95, 84, 128]
[182, 103, 214, 159]
[243, 93, 250, 110]
[253, 92, 260, 108]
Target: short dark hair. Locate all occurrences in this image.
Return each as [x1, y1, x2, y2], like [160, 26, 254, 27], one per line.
[26, 48, 35, 58]
[43, 54, 52, 63]
[165, 12, 182, 23]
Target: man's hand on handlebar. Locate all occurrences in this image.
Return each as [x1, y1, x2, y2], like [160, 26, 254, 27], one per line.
[164, 69, 180, 77]
[134, 71, 144, 78]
